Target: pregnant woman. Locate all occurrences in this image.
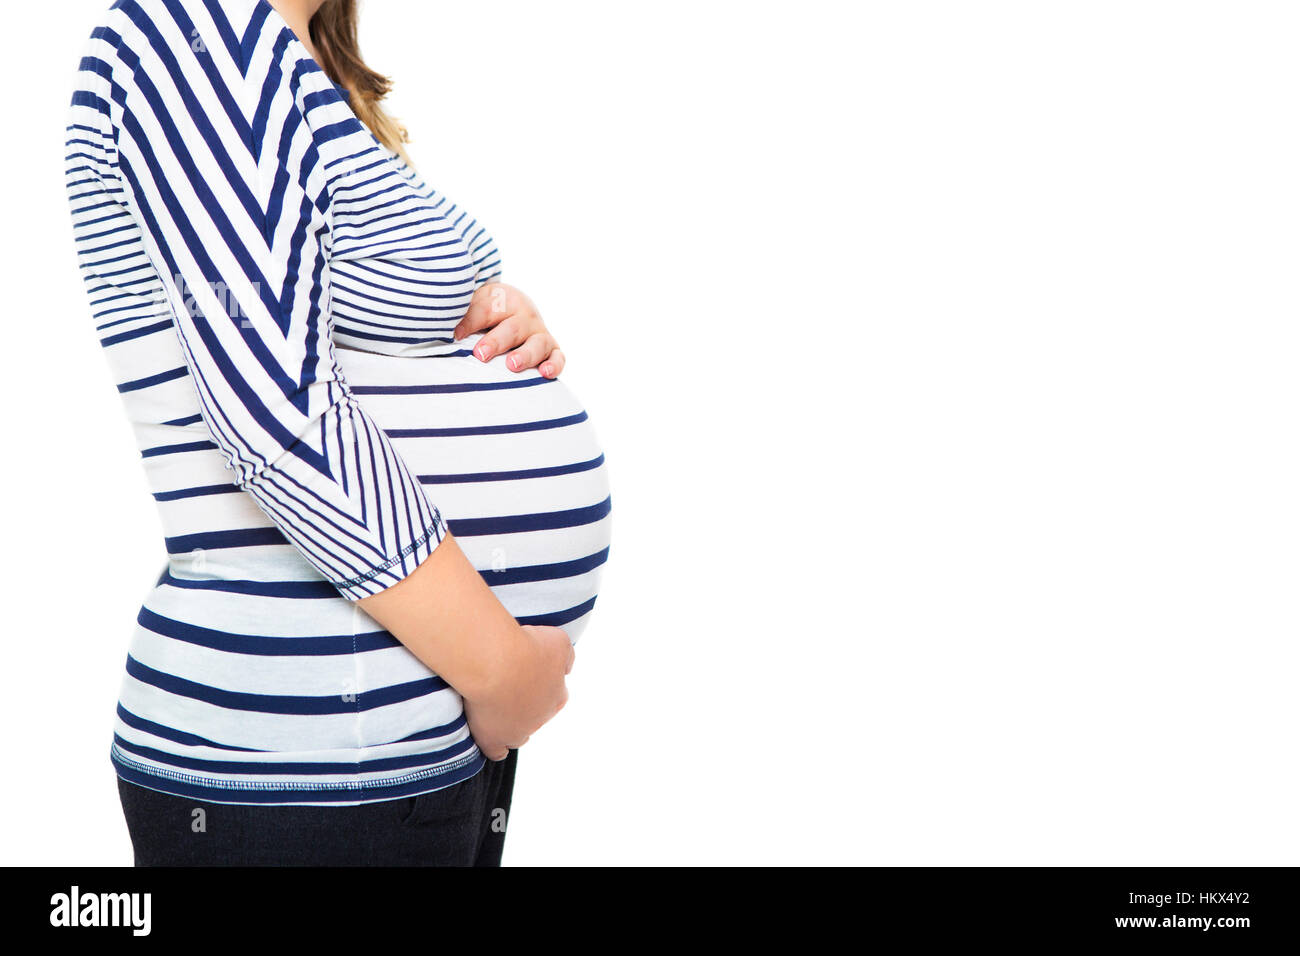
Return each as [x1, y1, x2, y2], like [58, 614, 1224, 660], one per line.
[64, 0, 611, 865]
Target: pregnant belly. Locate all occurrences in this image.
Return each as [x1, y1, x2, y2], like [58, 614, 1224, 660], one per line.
[336, 342, 611, 642]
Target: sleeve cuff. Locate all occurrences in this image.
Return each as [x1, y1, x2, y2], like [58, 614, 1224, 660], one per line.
[328, 509, 450, 602]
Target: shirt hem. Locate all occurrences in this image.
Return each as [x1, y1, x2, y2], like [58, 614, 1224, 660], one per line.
[111, 741, 485, 806]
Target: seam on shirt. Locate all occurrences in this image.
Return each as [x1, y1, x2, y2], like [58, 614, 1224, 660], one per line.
[329, 511, 446, 593]
[112, 743, 479, 792]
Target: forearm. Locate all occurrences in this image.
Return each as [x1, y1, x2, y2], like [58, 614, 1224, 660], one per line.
[356, 533, 526, 699]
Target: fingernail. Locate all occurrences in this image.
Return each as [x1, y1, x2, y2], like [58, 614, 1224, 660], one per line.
[508, 355, 519, 370]
[475, 345, 491, 361]
[541, 363, 554, 377]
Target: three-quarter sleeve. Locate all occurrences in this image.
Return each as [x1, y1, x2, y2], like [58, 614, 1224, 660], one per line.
[87, 7, 447, 600]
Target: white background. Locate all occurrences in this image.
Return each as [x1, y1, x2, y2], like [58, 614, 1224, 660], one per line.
[3, 0, 1298, 865]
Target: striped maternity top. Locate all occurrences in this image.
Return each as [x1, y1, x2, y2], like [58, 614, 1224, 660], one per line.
[65, 0, 611, 805]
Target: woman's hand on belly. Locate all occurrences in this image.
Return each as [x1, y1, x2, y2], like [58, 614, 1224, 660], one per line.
[453, 282, 566, 378]
[357, 535, 575, 762]
[463, 625, 576, 761]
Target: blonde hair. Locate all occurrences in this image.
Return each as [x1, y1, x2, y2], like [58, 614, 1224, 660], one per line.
[309, 0, 411, 160]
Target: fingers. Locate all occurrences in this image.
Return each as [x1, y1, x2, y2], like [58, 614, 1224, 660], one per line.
[565, 642, 575, 675]
[454, 284, 562, 377]
[539, 347, 565, 379]
[504, 332, 559, 372]
[484, 746, 509, 762]
[454, 283, 511, 341]
[471, 316, 523, 363]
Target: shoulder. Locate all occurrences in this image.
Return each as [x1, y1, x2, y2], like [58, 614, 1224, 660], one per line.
[91, 0, 265, 38]
[71, 0, 320, 123]
[75, 0, 276, 77]
[72, 0, 365, 181]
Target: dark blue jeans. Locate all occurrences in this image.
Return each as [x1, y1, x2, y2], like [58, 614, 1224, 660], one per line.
[117, 750, 518, 866]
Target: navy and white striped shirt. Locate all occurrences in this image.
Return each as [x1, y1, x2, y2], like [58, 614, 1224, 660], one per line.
[66, 0, 611, 805]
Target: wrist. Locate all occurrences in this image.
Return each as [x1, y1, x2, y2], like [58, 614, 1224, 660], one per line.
[456, 620, 533, 702]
